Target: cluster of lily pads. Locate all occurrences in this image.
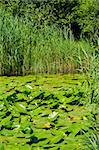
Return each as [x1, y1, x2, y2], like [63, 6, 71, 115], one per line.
[0, 75, 98, 149]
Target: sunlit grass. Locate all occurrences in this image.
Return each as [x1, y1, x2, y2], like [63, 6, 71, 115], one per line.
[0, 8, 95, 75]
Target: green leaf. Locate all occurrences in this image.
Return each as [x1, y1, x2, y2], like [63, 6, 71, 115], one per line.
[14, 103, 26, 113]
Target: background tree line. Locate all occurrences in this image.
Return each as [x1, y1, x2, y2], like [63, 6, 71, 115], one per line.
[1, 0, 99, 44]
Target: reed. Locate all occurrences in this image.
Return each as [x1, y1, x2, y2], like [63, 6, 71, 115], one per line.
[77, 40, 99, 149]
[0, 9, 95, 75]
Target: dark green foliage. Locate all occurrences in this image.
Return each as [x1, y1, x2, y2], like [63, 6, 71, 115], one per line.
[1, 0, 99, 42]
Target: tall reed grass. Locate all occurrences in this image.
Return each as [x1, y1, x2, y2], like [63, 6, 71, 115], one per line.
[77, 40, 99, 149]
[0, 8, 95, 75]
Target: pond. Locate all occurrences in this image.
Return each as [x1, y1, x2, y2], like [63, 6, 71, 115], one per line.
[0, 74, 98, 149]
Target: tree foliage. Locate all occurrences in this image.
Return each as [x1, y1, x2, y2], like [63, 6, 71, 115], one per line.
[0, 0, 99, 43]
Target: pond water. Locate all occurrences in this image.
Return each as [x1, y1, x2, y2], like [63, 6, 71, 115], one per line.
[0, 74, 97, 149]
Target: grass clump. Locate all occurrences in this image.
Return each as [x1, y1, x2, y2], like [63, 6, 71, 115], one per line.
[0, 8, 95, 76]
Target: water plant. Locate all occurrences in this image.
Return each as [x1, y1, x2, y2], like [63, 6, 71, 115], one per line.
[76, 41, 99, 149]
[0, 74, 98, 149]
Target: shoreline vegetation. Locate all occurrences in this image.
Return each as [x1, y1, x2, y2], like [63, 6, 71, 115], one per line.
[0, 0, 98, 76]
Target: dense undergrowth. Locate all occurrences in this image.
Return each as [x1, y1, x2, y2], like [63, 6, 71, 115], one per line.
[0, 74, 98, 149]
[0, 0, 99, 75]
